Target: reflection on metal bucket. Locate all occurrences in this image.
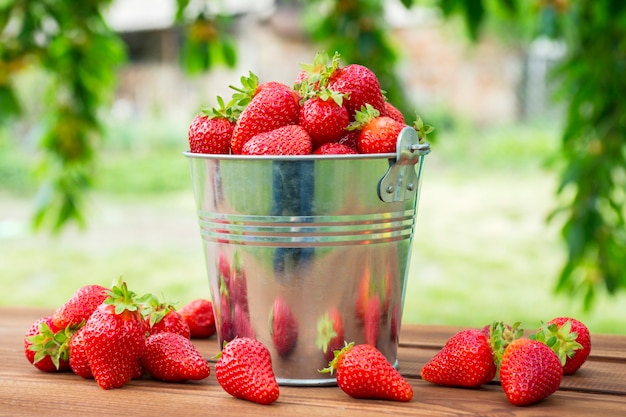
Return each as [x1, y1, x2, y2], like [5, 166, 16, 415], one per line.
[184, 127, 430, 386]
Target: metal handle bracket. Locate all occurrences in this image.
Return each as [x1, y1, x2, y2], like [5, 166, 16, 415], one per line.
[377, 127, 431, 203]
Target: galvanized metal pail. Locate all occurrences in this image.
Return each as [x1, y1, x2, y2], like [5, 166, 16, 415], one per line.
[184, 127, 430, 386]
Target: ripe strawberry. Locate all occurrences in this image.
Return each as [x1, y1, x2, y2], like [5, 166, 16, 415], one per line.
[322, 343, 413, 401]
[327, 63, 387, 120]
[338, 130, 360, 152]
[299, 95, 349, 147]
[69, 325, 92, 378]
[241, 124, 312, 156]
[313, 142, 358, 155]
[231, 81, 300, 154]
[24, 316, 70, 372]
[145, 302, 191, 339]
[178, 299, 216, 339]
[349, 104, 405, 154]
[316, 307, 344, 361]
[500, 338, 563, 406]
[270, 297, 298, 357]
[384, 102, 405, 124]
[421, 328, 497, 388]
[187, 112, 235, 154]
[215, 337, 280, 405]
[141, 332, 210, 382]
[537, 317, 589, 375]
[52, 284, 108, 330]
[81, 280, 147, 390]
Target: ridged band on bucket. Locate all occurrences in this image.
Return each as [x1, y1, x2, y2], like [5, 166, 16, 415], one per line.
[197, 210, 416, 246]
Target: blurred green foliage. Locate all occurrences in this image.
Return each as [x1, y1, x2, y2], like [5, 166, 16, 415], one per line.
[1, 0, 626, 310]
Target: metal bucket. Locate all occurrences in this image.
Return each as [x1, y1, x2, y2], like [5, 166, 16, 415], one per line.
[184, 127, 430, 386]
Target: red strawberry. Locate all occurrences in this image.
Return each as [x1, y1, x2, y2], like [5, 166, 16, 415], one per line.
[327, 63, 387, 120]
[349, 104, 405, 154]
[241, 124, 312, 156]
[146, 304, 191, 339]
[316, 307, 344, 361]
[52, 284, 108, 330]
[188, 114, 234, 154]
[537, 317, 589, 375]
[24, 316, 70, 372]
[500, 338, 563, 406]
[178, 299, 216, 339]
[338, 130, 360, 152]
[313, 142, 358, 155]
[322, 343, 413, 401]
[215, 337, 280, 405]
[270, 297, 298, 357]
[81, 280, 147, 390]
[420, 328, 497, 388]
[69, 325, 92, 378]
[384, 102, 405, 124]
[141, 332, 210, 382]
[231, 81, 300, 154]
[299, 95, 349, 147]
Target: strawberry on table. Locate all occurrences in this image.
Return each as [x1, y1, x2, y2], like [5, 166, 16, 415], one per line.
[24, 316, 70, 372]
[421, 328, 498, 388]
[68, 325, 92, 378]
[499, 338, 564, 406]
[215, 337, 280, 405]
[535, 317, 589, 375]
[145, 298, 191, 339]
[81, 279, 148, 390]
[322, 342, 413, 402]
[178, 298, 216, 339]
[52, 284, 109, 330]
[141, 332, 210, 382]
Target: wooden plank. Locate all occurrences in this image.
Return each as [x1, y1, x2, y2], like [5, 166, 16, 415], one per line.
[2, 308, 626, 417]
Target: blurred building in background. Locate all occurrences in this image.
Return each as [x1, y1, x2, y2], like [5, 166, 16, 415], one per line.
[105, 0, 563, 126]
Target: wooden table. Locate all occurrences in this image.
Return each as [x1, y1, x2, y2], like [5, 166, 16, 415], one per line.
[1, 308, 624, 416]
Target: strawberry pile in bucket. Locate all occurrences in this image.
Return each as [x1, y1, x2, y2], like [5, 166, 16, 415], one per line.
[187, 51, 433, 156]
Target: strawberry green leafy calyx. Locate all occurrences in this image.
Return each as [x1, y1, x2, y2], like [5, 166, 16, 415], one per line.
[294, 50, 341, 93]
[487, 321, 524, 371]
[530, 319, 583, 367]
[24, 317, 71, 372]
[103, 278, 145, 316]
[545, 317, 591, 374]
[412, 114, 435, 143]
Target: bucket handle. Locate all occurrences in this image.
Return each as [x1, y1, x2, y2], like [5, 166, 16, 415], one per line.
[377, 127, 431, 203]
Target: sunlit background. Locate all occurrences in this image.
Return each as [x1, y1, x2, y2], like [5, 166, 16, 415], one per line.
[1, 0, 624, 334]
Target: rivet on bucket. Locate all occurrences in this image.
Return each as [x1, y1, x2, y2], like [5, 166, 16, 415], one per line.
[184, 127, 430, 386]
